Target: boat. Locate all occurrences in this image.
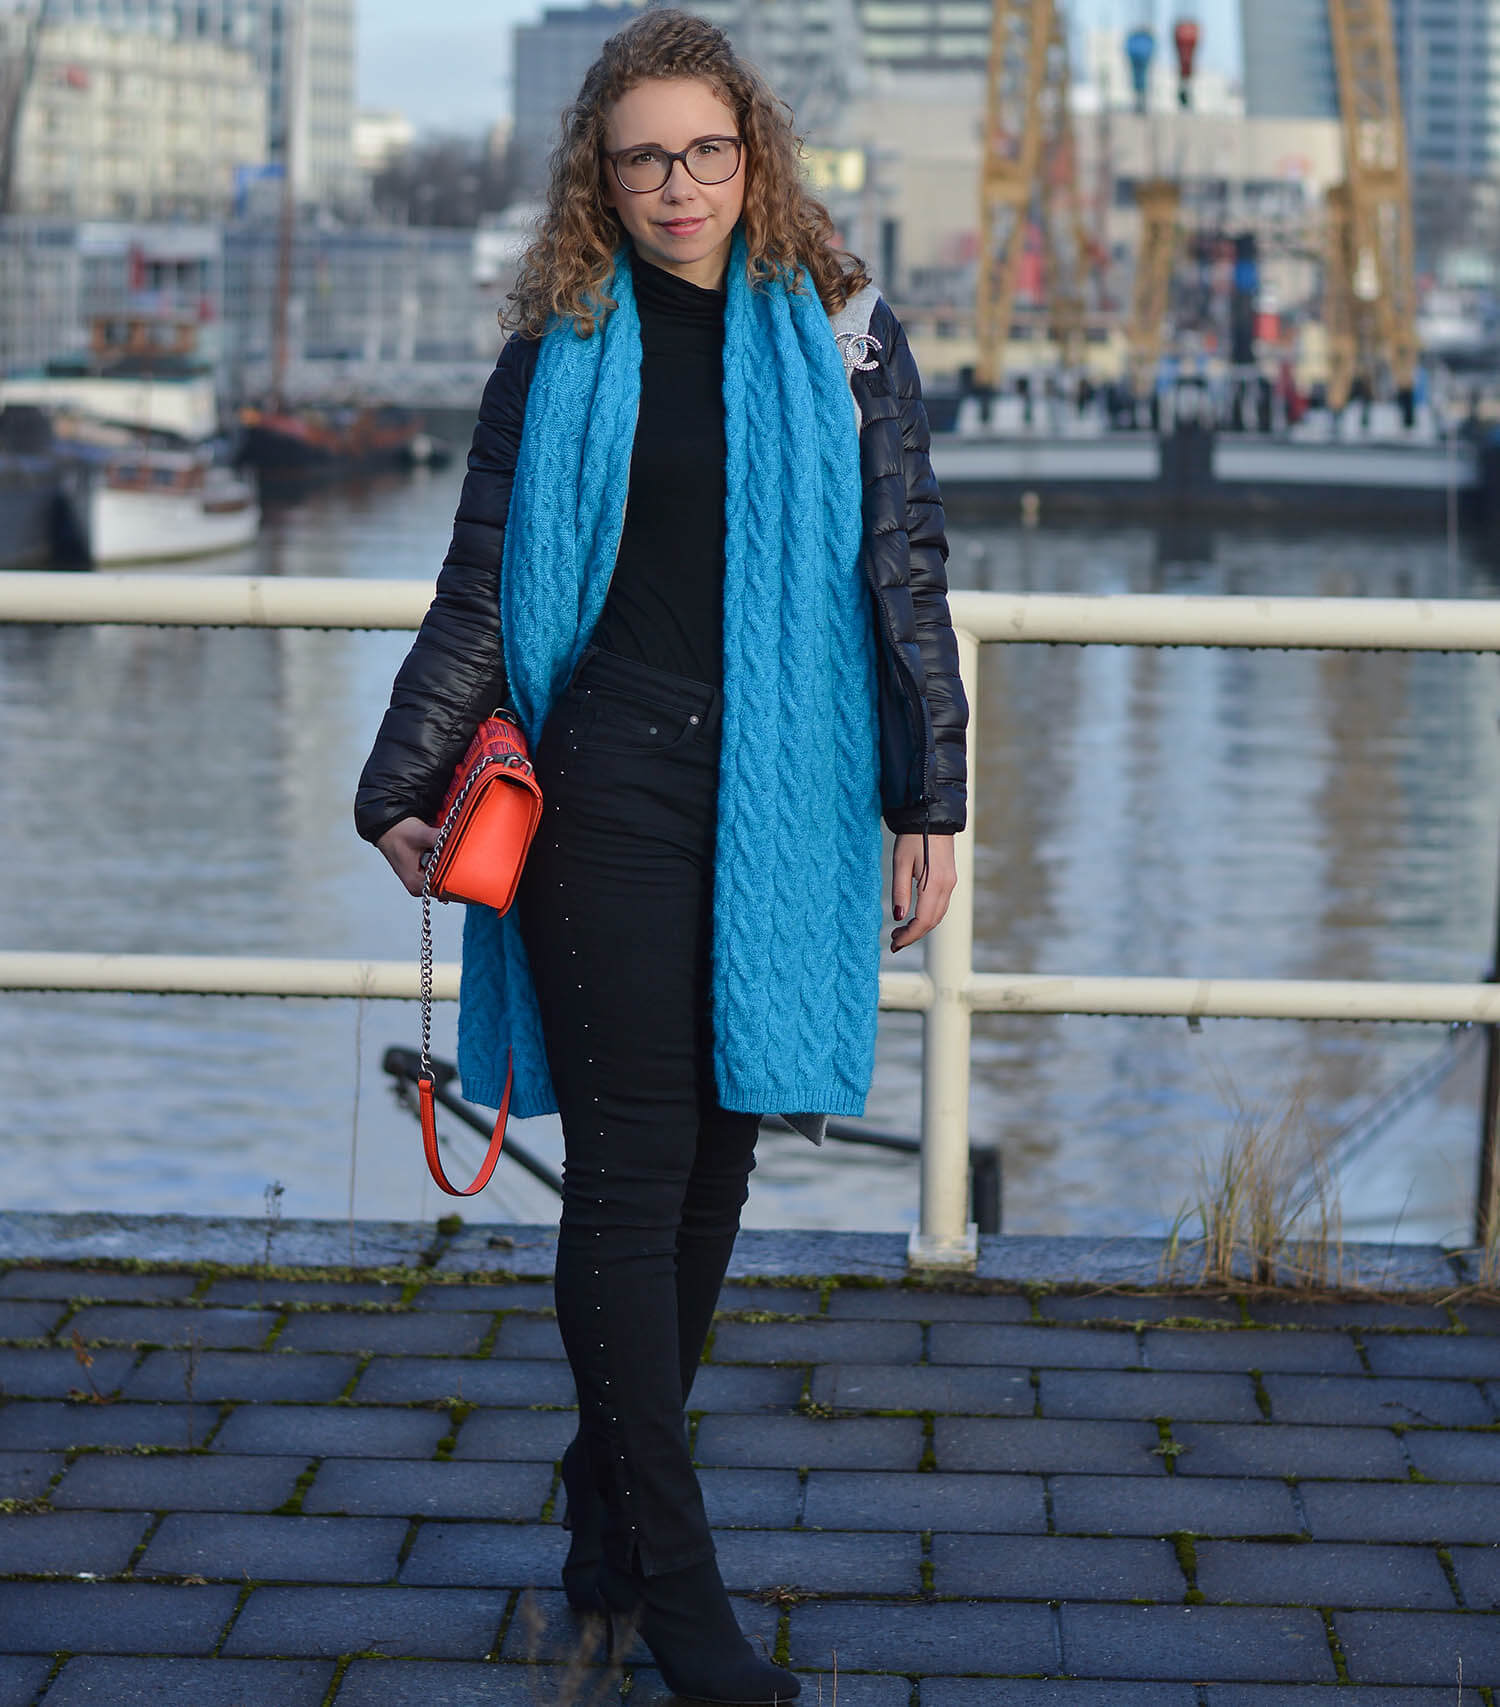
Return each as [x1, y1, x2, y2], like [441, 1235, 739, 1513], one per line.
[238, 401, 427, 487]
[80, 447, 259, 565]
[0, 406, 89, 569]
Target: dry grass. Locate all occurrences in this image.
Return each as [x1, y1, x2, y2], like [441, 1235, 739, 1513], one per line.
[1164, 1078, 1345, 1290]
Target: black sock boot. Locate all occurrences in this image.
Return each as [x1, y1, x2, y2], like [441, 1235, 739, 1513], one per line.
[559, 1434, 606, 1614]
[600, 1551, 799, 1704]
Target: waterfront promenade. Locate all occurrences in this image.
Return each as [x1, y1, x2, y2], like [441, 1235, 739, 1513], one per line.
[0, 1212, 1498, 1703]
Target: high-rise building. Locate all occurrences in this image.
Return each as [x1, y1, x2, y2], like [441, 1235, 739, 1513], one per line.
[512, 1, 640, 192]
[1243, 0, 1500, 178]
[43, 0, 355, 205]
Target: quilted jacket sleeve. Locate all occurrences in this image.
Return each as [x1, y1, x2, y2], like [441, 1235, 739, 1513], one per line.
[880, 303, 969, 836]
[353, 333, 535, 846]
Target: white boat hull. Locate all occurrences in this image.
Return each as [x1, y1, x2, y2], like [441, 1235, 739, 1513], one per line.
[88, 481, 260, 565]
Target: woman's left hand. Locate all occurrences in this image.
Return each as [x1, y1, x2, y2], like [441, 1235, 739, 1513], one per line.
[891, 833, 957, 952]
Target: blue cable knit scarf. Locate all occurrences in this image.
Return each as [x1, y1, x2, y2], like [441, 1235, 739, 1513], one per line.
[457, 233, 883, 1121]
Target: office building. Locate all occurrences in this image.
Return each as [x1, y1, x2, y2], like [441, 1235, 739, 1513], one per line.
[42, 0, 356, 205]
[0, 14, 266, 218]
[512, 1, 640, 192]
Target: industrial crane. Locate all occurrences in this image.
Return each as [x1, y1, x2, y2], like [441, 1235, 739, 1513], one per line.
[1322, 0, 1418, 406]
[973, 0, 1097, 388]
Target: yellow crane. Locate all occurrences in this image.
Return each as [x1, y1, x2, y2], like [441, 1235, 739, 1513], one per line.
[1323, 0, 1417, 405]
[974, 0, 1095, 387]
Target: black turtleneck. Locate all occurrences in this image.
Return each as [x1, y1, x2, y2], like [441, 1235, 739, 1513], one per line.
[591, 252, 727, 687]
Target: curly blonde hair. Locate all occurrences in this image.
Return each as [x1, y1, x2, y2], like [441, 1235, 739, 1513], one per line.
[506, 7, 870, 337]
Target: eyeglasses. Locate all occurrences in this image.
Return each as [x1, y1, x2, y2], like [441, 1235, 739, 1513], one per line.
[604, 135, 743, 194]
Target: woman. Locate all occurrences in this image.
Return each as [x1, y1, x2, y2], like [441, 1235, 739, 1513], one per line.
[355, 10, 966, 1700]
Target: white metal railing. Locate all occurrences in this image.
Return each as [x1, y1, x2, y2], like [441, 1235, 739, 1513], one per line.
[4, 575, 1499, 1269]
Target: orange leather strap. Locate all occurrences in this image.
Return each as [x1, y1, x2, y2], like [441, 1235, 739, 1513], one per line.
[419, 1055, 512, 1196]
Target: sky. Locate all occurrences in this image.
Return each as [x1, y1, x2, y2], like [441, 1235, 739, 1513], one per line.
[357, 0, 1243, 134]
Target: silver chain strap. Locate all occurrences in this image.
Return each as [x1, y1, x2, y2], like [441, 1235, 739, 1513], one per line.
[418, 749, 533, 1085]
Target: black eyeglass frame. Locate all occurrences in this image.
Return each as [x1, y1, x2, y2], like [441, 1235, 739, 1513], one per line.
[602, 135, 743, 194]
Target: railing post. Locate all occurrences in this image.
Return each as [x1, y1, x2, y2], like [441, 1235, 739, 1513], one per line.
[909, 627, 980, 1271]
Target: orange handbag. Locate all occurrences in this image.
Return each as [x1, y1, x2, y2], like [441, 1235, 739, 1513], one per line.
[418, 709, 543, 1195]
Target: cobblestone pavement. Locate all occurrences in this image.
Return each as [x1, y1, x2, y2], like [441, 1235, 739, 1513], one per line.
[0, 1220, 1497, 1704]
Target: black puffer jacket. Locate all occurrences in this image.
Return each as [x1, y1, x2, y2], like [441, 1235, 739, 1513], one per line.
[354, 293, 967, 844]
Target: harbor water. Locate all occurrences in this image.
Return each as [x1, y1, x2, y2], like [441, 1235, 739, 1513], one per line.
[2, 468, 1497, 1246]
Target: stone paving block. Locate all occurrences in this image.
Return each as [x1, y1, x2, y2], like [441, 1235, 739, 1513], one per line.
[52, 1451, 307, 1513]
[975, 1235, 1169, 1288]
[274, 1312, 490, 1356]
[210, 1403, 451, 1460]
[202, 1279, 404, 1308]
[136, 1513, 409, 1583]
[0, 1581, 240, 1652]
[222, 1584, 510, 1658]
[301, 1457, 552, 1520]
[0, 1347, 135, 1399]
[1334, 1610, 1500, 1685]
[1449, 1543, 1500, 1610]
[1262, 1375, 1493, 1428]
[934, 1417, 1165, 1476]
[716, 1284, 823, 1317]
[0, 1400, 213, 1452]
[41, 1657, 335, 1706]
[353, 1356, 576, 1407]
[1205, 1689, 1464, 1706]
[411, 1283, 556, 1312]
[825, 1287, 1032, 1322]
[802, 1469, 1045, 1534]
[930, 1324, 1142, 1369]
[1143, 1329, 1363, 1375]
[714, 1525, 922, 1593]
[1195, 1541, 1455, 1609]
[699, 1467, 803, 1527]
[687, 1364, 803, 1412]
[64, 1306, 270, 1350]
[930, 1532, 1185, 1601]
[0, 1450, 61, 1500]
[0, 1658, 52, 1707]
[712, 1320, 924, 1365]
[1245, 1299, 1455, 1331]
[811, 1363, 1034, 1414]
[695, 1414, 923, 1470]
[399, 1521, 563, 1588]
[1453, 1302, 1500, 1333]
[122, 1350, 358, 1403]
[1171, 1422, 1406, 1480]
[0, 1300, 68, 1340]
[0, 1269, 198, 1303]
[1402, 1429, 1500, 1482]
[1039, 1293, 1241, 1324]
[0, 1510, 150, 1576]
[1050, 1475, 1301, 1539]
[431, 1227, 559, 1278]
[450, 1409, 576, 1462]
[1362, 1337, 1500, 1379]
[501, 1584, 776, 1665]
[787, 1599, 1057, 1674]
[1302, 1480, 1500, 1544]
[335, 1659, 603, 1707]
[923, 1684, 1197, 1707]
[770, 1676, 909, 1707]
[491, 1316, 566, 1360]
[1058, 1603, 1336, 1681]
[728, 1227, 910, 1283]
[1039, 1370, 1261, 1421]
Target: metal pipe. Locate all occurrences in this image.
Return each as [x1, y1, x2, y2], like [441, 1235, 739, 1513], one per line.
[1478, 800, 1500, 1249]
[910, 628, 980, 1269]
[5, 577, 1500, 654]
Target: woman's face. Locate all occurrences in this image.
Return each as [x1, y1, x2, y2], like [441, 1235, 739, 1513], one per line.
[601, 77, 745, 290]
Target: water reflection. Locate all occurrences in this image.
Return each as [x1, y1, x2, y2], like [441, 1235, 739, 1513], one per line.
[1, 482, 1495, 1245]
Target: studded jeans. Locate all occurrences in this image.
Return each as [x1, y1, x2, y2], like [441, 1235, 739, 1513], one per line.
[517, 647, 761, 1577]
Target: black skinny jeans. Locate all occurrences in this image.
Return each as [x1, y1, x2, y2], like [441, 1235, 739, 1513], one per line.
[517, 647, 760, 1577]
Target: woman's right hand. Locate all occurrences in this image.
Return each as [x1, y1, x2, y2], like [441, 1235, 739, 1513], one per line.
[377, 816, 440, 897]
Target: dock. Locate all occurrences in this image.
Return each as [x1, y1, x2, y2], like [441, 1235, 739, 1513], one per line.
[0, 1213, 1497, 1702]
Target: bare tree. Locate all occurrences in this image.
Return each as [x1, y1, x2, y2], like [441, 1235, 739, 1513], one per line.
[370, 133, 522, 229]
